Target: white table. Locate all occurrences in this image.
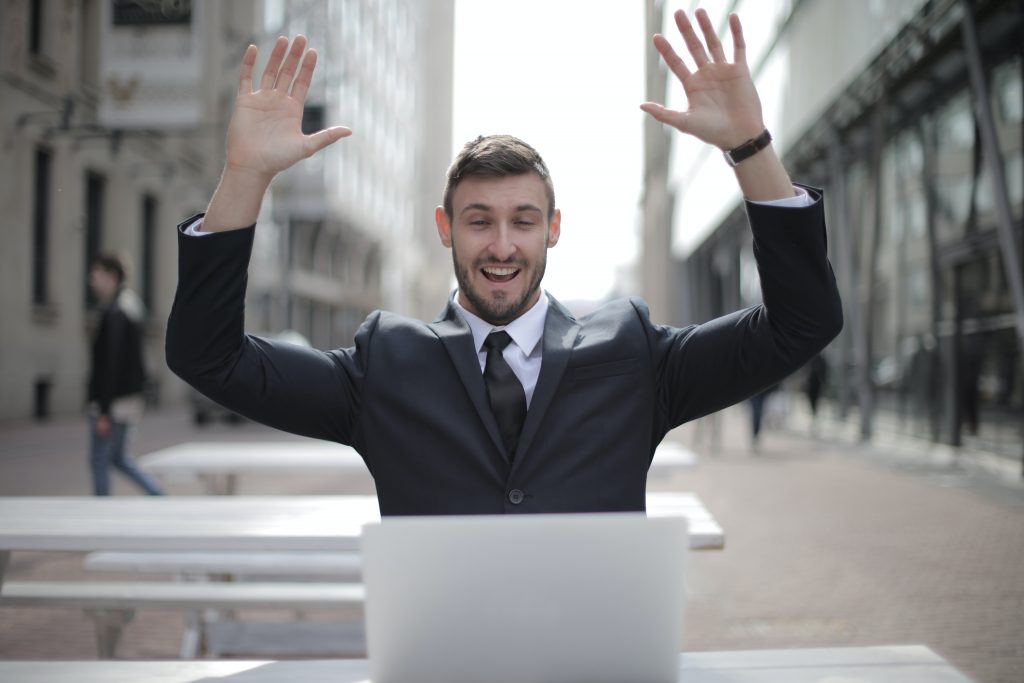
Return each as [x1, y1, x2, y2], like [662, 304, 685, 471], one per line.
[0, 492, 724, 581]
[140, 441, 698, 494]
[138, 441, 366, 494]
[0, 646, 976, 681]
[0, 496, 378, 585]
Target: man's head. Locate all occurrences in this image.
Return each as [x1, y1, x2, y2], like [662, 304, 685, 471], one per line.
[436, 135, 561, 325]
[89, 252, 129, 303]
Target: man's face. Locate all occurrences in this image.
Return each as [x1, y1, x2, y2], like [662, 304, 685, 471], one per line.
[436, 173, 560, 325]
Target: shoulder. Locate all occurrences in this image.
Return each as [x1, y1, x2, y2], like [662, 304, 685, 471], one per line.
[576, 297, 653, 329]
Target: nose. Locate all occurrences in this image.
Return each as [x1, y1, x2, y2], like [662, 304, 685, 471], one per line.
[488, 223, 517, 261]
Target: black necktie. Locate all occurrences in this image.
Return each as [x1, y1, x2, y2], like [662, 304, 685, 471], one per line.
[482, 331, 527, 459]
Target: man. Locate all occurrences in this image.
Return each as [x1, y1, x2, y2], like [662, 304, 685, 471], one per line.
[167, 9, 842, 515]
[88, 252, 164, 496]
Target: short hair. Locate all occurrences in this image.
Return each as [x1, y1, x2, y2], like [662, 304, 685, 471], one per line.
[442, 135, 556, 220]
[91, 251, 130, 285]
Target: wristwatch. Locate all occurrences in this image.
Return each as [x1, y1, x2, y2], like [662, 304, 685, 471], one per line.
[723, 128, 772, 167]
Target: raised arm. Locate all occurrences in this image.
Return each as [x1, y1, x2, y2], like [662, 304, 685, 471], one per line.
[640, 9, 794, 201]
[203, 36, 352, 232]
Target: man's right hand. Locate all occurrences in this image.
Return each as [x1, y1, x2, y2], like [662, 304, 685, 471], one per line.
[203, 36, 352, 233]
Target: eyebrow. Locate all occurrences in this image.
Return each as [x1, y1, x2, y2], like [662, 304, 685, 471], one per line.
[459, 202, 544, 215]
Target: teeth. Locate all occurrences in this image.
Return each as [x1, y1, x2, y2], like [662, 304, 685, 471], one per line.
[483, 267, 518, 276]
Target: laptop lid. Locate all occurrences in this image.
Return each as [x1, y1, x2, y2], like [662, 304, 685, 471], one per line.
[361, 512, 688, 683]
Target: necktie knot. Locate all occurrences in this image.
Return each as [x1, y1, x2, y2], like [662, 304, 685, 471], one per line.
[483, 330, 513, 352]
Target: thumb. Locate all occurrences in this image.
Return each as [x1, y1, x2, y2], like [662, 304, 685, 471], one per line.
[640, 103, 689, 133]
[303, 126, 353, 157]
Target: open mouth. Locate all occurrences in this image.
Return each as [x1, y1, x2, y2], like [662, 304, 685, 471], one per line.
[481, 266, 521, 283]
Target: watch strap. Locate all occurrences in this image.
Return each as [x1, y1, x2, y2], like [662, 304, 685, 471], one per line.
[723, 128, 773, 167]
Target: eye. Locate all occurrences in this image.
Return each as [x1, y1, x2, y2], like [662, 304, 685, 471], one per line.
[514, 220, 535, 227]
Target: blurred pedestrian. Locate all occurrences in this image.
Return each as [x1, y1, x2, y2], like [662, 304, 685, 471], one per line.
[748, 385, 777, 453]
[804, 353, 827, 434]
[87, 252, 164, 496]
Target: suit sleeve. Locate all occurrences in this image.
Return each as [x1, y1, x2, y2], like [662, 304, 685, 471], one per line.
[648, 186, 843, 431]
[165, 216, 371, 447]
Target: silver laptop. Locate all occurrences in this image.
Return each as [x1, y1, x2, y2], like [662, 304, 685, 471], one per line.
[361, 512, 688, 683]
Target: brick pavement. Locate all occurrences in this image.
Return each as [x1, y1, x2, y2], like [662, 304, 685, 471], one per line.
[1, 402, 1022, 682]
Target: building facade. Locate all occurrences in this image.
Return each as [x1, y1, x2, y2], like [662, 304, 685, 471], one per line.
[0, 0, 455, 422]
[0, 0, 261, 421]
[643, 0, 1023, 467]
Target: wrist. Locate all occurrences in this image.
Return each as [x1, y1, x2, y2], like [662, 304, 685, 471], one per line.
[222, 162, 275, 191]
[723, 128, 773, 167]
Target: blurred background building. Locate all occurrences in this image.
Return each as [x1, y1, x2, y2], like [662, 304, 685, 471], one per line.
[644, 0, 1023, 467]
[0, 0, 453, 422]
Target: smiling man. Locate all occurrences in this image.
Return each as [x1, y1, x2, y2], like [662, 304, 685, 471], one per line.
[167, 10, 842, 515]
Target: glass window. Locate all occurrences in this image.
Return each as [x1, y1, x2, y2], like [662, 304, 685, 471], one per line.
[992, 57, 1022, 218]
[32, 147, 52, 306]
[931, 92, 975, 242]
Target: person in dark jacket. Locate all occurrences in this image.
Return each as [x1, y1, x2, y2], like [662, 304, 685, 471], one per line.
[87, 252, 163, 496]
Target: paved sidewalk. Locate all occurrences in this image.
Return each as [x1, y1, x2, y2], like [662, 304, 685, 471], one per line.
[1, 404, 1022, 682]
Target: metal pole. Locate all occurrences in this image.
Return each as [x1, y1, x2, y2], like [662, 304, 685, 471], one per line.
[826, 128, 853, 420]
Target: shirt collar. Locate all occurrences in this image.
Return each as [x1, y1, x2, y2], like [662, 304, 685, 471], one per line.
[454, 291, 548, 356]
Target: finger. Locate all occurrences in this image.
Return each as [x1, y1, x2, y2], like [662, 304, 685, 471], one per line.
[729, 13, 747, 66]
[652, 34, 691, 84]
[674, 10, 710, 67]
[639, 103, 689, 133]
[696, 8, 727, 63]
[259, 36, 289, 90]
[289, 49, 318, 103]
[274, 35, 307, 90]
[238, 44, 257, 95]
[303, 126, 353, 158]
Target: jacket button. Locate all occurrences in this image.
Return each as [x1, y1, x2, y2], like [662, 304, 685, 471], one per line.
[508, 489, 525, 505]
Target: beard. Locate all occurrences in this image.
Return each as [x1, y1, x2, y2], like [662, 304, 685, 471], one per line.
[452, 242, 546, 325]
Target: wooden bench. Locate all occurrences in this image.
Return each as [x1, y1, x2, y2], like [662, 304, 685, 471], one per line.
[0, 580, 364, 658]
[83, 550, 363, 580]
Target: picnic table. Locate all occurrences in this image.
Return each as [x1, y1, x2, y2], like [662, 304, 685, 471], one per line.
[0, 645, 976, 681]
[0, 493, 722, 658]
[138, 440, 697, 494]
[138, 441, 367, 494]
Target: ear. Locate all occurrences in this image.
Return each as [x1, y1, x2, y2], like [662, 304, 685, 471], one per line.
[435, 206, 452, 248]
[546, 209, 561, 248]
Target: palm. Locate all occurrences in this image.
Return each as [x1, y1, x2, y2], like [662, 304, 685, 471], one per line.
[228, 90, 309, 176]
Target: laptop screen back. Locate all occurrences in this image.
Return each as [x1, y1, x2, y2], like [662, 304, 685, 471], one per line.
[361, 512, 688, 683]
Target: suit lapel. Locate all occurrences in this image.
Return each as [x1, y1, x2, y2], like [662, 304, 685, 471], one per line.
[512, 295, 580, 470]
[428, 299, 507, 458]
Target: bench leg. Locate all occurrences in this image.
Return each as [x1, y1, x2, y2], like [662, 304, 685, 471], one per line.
[0, 550, 10, 588]
[85, 608, 134, 659]
[180, 609, 203, 659]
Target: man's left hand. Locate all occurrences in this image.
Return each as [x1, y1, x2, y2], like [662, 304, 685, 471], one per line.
[641, 9, 764, 151]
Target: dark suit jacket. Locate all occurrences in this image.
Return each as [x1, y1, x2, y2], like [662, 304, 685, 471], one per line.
[166, 187, 842, 516]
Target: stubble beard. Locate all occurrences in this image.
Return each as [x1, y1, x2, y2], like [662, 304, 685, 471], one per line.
[452, 242, 546, 325]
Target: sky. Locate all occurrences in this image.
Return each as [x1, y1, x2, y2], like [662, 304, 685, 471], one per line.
[450, 1, 646, 303]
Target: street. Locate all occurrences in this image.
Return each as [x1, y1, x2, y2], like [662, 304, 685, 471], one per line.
[0, 399, 1022, 683]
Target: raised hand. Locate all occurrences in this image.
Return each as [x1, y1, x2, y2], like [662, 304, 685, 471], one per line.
[203, 37, 351, 232]
[641, 9, 764, 151]
[226, 36, 351, 182]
